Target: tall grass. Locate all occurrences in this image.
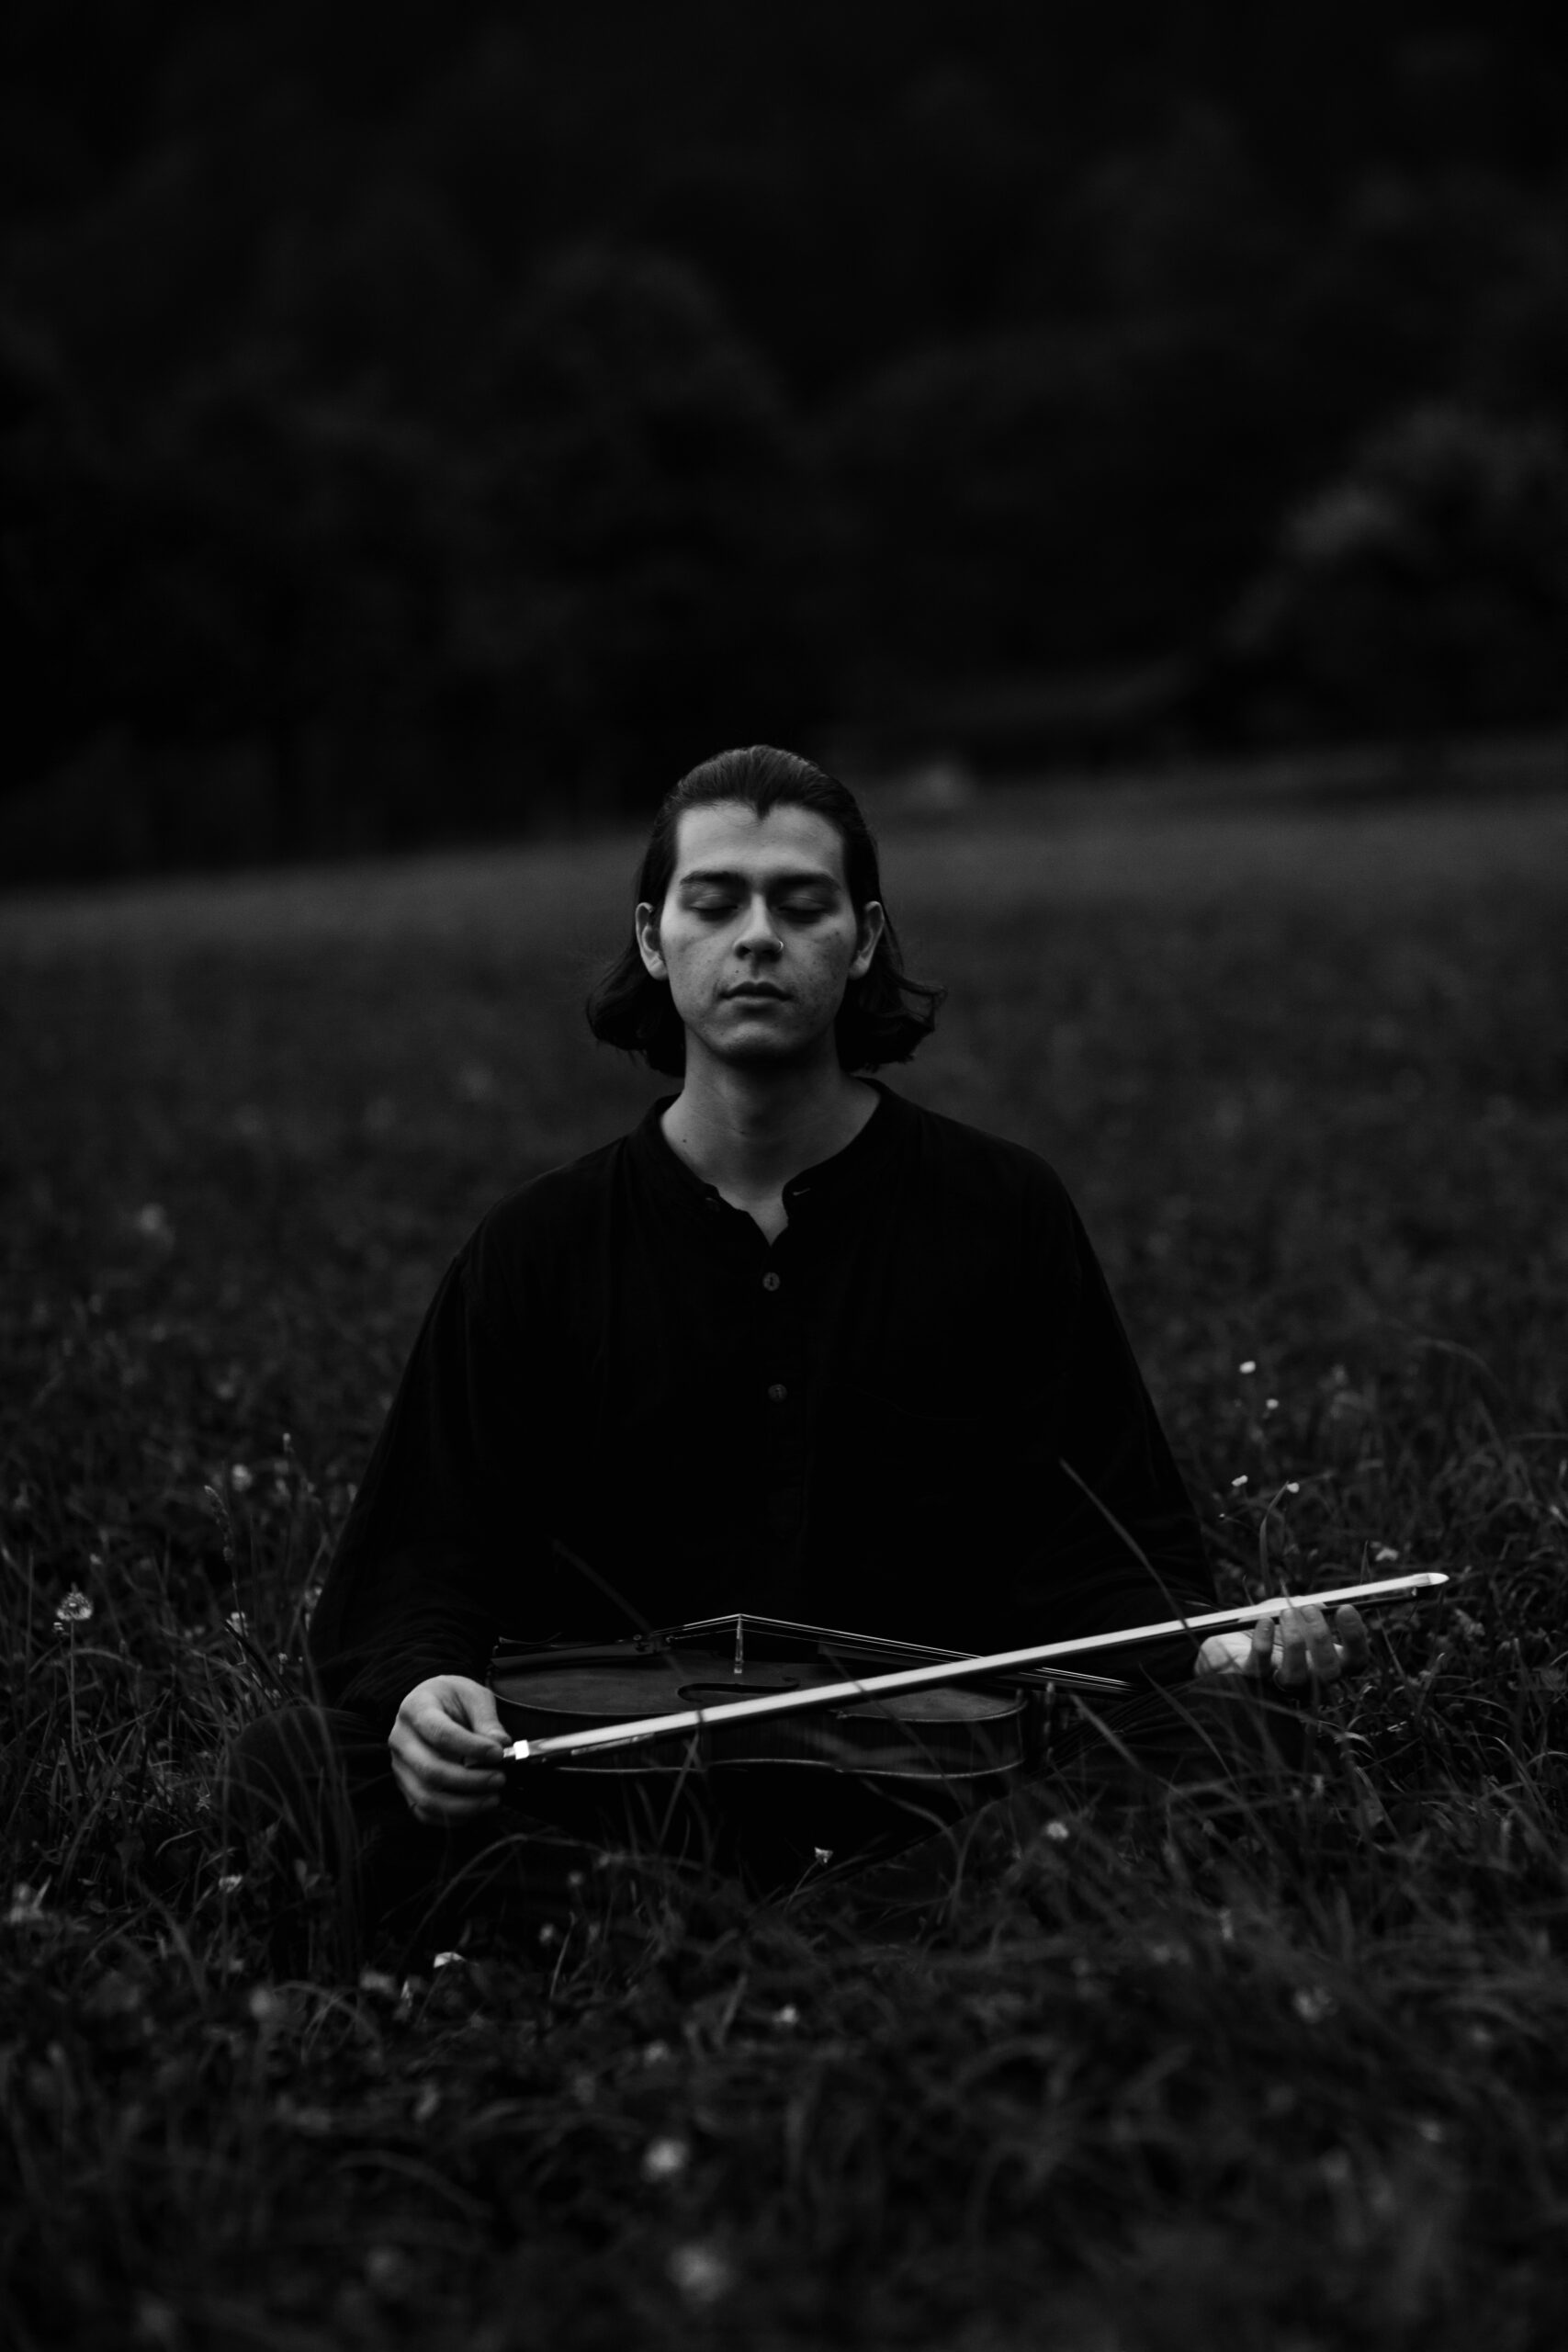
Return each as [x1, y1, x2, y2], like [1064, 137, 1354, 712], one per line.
[3, 789, 1567, 2348]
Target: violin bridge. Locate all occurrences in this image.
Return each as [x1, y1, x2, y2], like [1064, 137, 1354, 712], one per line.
[733, 1614, 745, 1678]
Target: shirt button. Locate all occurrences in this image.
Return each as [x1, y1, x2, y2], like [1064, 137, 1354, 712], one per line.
[767, 1382, 788, 1405]
[762, 1272, 781, 1293]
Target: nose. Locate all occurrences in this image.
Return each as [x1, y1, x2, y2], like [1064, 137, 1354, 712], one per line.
[735, 893, 783, 958]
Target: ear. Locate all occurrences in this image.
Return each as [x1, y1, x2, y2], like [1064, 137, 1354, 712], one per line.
[850, 899, 886, 979]
[634, 902, 666, 978]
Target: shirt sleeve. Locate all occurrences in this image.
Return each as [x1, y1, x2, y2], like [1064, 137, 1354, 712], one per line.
[1010, 1188, 1216, 1679]
[307, 1238, 537, 1730]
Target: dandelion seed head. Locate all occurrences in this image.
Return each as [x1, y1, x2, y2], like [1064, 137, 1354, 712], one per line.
[668, 2242, 733, 2305]
[53, 1589, 94, 1625]
[229, 1464, 254, 1494]
[641, 2134, 690, 2182]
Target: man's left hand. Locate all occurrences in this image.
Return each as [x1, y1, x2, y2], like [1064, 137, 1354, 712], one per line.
[1194, 1600, 1370, 1694]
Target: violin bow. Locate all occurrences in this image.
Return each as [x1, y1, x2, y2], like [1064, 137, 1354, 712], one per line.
[501, 1571, 1448, 1764]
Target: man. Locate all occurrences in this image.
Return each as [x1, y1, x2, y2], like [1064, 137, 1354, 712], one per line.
[231, 746, 1366, 1929]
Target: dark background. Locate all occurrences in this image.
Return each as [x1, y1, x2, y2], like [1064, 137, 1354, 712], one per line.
[4, 0, 1565, 879]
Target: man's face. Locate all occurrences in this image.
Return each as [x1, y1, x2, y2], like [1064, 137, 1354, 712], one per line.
[636, 801, 885, 1073]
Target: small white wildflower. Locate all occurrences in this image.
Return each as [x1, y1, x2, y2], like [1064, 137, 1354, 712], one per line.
[1293, 1985, 1337, 2025]
[432, 1951, 464, 1970]
[248, 1985, 285, 2028]
[643, 2040, 672, 2065]
[773, 2005, 799, 2029]
[216, 1873, 243, 1896]
[1231, 1474, 1248, 1488]
[365, 2246, 409, 2296]
[813, 1846, 833, 1866]
[1044, 1818, 1071, 1843]
[537, 1922, 559, 1947]
[1284, 1481, 1301, 1494]
[1216, 1907, 1235, 1944]
[226, 1611, 248, 1638]
[668, 2242, 733, 2306]
[6, 1883, 50, 1926]
[1416, 2117, 1446, 2144]
[53, 1589, 94, 1627]
[641, 2134, 690, 2183]
[229, 1464, 254, 1494]
[1373, 1544, 1401, 1564]
[133, 1204, 172, 1242]
[1239, 1360, 1258, 1374]
[1264, 1396, 1280, 1412]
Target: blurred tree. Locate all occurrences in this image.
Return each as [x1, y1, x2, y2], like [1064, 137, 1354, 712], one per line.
[0, 312, 122, 786]
[824, 312, 1285, 684]
[104, 356, 467, 856]
[456, 243, 829, 812]
[1219, 403, 1568, 739]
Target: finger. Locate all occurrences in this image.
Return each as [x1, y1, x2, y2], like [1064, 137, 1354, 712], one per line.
[406, 1705, 508, 1769]
[451, 1684, 509, 1744]
[1272, 1604, 1311, 1687]
[389, 1719, 506, 1791]
[1336, 1605, 1371, 1670]
[1248, 1615, 1276, 1676]
[1298, 1601, 1340, 1682]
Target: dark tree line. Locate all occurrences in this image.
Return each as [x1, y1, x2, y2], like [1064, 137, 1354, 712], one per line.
[3, 1, 1565, 876]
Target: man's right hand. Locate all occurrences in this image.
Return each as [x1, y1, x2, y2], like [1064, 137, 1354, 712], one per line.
[389, 1675, 509, 1825]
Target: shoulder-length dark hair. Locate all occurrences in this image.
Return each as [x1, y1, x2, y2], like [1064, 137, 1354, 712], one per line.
[585, 745, 944, 1076]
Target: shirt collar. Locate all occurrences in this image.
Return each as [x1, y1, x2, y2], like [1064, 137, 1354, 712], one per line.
[631, 1080, 908, 1216]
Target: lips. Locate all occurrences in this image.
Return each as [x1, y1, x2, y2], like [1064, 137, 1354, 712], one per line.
[726, 985, 788, 1001]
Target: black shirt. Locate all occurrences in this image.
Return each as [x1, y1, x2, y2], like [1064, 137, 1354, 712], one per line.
[310, 1083, 1214, 1729]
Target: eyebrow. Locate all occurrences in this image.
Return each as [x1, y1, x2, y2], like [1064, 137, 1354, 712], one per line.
[674, 866, 843, 892]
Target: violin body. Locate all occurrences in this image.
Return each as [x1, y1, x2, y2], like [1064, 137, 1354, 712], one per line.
[491, 1632, 1037, 1780]
[488, 1619, 1043, 1881]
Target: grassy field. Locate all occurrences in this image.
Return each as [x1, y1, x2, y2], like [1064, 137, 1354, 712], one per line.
[4, 784, 1568, 2349]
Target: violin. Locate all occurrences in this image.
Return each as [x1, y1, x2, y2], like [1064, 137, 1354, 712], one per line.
[489, 1611, 1105, 1878]
[491, 1612, 1130, 1786]
[487, 1576, 1448, 1879]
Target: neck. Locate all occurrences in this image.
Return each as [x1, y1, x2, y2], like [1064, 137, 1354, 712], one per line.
[661, 1048, 878, 1209]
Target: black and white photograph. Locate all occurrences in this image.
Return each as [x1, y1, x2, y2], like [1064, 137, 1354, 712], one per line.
[3, 5, 1566, 2345]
